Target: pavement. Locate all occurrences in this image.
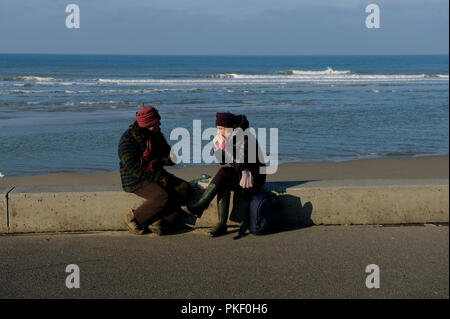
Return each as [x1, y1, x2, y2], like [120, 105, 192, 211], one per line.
[0, 225, 448, 299]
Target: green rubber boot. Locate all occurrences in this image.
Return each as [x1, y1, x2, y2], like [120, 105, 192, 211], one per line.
[208, 191, 230, 237]
[187, 183, 218, 218]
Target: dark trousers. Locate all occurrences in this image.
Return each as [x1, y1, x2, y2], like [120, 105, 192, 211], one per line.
[133, 172, 190, 225]
[212, 166, 265, 200]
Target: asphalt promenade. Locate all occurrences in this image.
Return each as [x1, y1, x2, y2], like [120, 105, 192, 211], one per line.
[0, 225, 448, 299]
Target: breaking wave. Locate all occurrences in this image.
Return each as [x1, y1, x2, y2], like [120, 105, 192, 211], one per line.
[1, 76, 57, 82]
[279, 67, 351, 75]
[206, 68, 448, 83]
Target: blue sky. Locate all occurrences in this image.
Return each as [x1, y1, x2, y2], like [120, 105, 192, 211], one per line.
[0, 0, 448, 55]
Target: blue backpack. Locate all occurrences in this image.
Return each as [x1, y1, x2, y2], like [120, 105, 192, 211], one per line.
[235, 190, 281, 238]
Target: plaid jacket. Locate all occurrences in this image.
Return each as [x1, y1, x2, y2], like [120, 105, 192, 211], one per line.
[118, 122, 171, 193]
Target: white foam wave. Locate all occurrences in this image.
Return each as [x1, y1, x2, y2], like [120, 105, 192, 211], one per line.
[145, 71, 447, 85]
[3, 76, 57, 82]
[2, 71, 448, 90]
[217, 73, 447, 82]
[79, 100, 130, 105]
[20, 100, 135, 107]
[96, 78, 218, 85]
[280, 67, 352, 75]
[208, 73, 239, 79]
[93, 74, 447, 85]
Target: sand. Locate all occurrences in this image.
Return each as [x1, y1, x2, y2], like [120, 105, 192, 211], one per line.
[0, 155, 448, 189]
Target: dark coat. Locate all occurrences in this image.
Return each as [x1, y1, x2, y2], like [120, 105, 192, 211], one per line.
[214, 115, 266, 190]
[118, 121, 171, 193]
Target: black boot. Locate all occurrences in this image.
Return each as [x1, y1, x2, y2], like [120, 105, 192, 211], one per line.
[186, 183, 218, 218]
[229, 191, 252, 223]
[208, 191, 230, 237]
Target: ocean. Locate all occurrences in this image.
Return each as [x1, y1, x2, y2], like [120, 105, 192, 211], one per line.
[0, 54, 448, 177]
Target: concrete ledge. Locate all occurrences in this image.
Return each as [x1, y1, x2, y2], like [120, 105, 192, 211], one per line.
[277, 183, 449, 225]
[8, 191, 144, 233]
[3, 180, 449, 233]
[5, 186, 229, 233]
[0, 188, 8, 233]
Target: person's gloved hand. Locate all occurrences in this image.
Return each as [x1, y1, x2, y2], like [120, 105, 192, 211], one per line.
[169, 149, 178, 164]
[160, 157, 175, 166]
[239, 169, 254, 188]
[149, 159, 163, 171]
[212, 134, 225, 151]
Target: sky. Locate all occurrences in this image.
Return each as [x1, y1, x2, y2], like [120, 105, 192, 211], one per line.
[0, 0, 448, 55]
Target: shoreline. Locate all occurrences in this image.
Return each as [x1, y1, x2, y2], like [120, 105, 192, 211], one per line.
[1, 155, 448, 188]
[3, 152, 449, 177]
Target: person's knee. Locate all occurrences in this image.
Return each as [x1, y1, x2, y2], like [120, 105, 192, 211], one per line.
[153, 189, 169, 212]
[218, 166, 234, 176]
[213, 167, 239, 190]
[213, 167, 232, 184]
[158, 193, 169, 209]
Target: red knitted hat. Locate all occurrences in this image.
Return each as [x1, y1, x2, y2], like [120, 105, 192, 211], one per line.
[136, 105, 161, 128]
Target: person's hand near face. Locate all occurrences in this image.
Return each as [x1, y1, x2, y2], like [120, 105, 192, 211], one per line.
[217, 125, 235, 138]
[213, 130, 226, 151]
